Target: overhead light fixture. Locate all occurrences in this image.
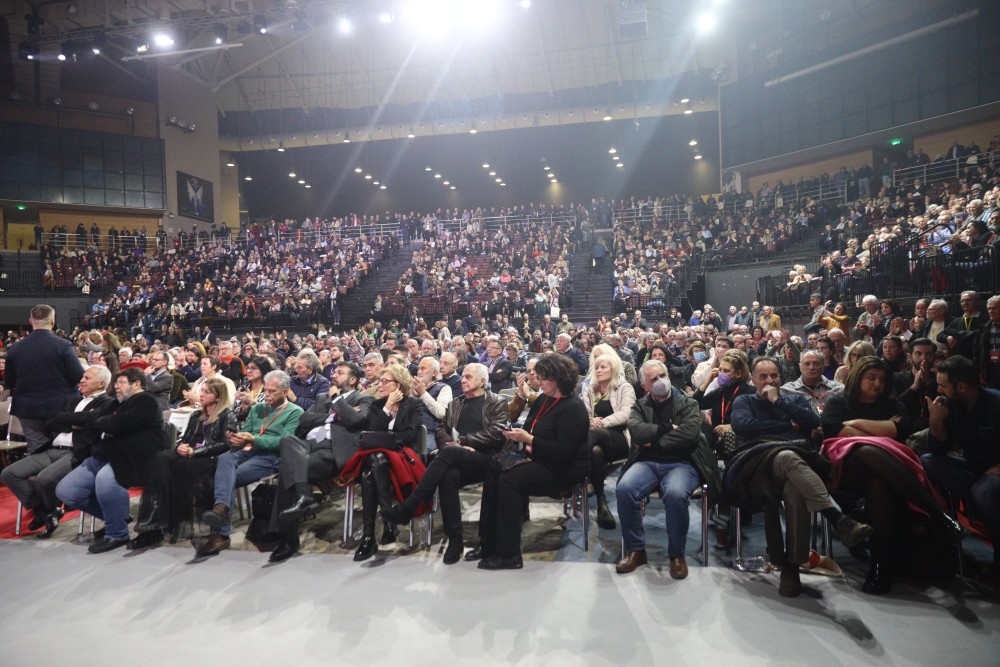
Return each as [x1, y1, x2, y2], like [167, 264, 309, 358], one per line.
[298, 179, 306, 184]
[608, 148, 616, 154]
[689, 139, 698, 146]
[343, 132, 351, 143]
[489, 171, 496, 176]
[696, 13, 718, 34]
[434, 174, 442, 179]
[373, 181, 380, 185]
[91, 35, 107, 55]
[500, 183, 506, 187]
[52, 97, 62, 106]
[543, 165, 551, 170]
[213, 25, 227, 45]
[337, 18, 352, 34]
[253, 16, 268, 34]
[136, 42, 149, 53]
[304, 184, 311, 188]
[381, 185, 388, 190]
[277, 142, 286, 152]
[449, 185, 455, 190]
[244, 175, 253, 181]
[226, 158, 235, 167]
[680, 97, 690, 104]
[520, 0, 532, 8]
[57, 45, 68, 61]
[469, 129, 477, 134]
[616, 163, 624, 168]
[379, 12, 394, 24]
[495, 178, 502, 183]
[18, 41, 39, 61]
[551, 180, 557, 183]
[482, 163, 489, 168]
[365, 174, 373, 180]
[354, 167, 363, 173]
[694, 154, 703, 159]
[603, 109, 612, 121]
[125, 107, 135, 116]
[612, 156, 620, 161]
[684, 106, 693, 115]
[288, 171, 296, 178]
[152, 32, 175, 48]
[407, 129, 415, 138]
[443, 181, 450, 185]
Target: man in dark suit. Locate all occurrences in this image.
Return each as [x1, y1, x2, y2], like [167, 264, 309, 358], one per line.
[55, 367, 164, 553]
[6, 304, 85, 454]
[145, 350, 174, 410]
[268, 361, 374, 562]
[1, 365, 114, 537]
[939, 291, 987, 359]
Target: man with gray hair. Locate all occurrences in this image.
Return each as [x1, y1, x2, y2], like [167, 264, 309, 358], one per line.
[781, 349, 844, 439]
[199, 370, 304, 557]
[555, 332, 588, 375]
[6, 304, 85, 454]
[412, 354, 452, 452]
[854, 294, 881, 343]
[1, 365, 113, 537]
[978, 295, 1000, 389]
[287, 349, 331, 410]
[381, 362, 509, 564]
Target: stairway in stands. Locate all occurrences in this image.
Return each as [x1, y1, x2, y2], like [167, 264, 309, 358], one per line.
[564, 244, 611, 327]
[339, 241, 416, 328]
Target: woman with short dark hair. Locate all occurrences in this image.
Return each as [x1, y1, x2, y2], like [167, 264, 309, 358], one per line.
[474, 353, 590, 570]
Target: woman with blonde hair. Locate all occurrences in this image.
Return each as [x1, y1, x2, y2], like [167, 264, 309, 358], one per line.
[834, 340, 876, 384]
[132, 378, 238, 548]
[584, 344, 636, 529]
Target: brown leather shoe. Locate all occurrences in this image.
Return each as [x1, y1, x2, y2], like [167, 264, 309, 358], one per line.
[201, 503, 230, 530]
[194, 532, 231, 557]
[669, 557, 689, 580]
[615, 550, 648, 574]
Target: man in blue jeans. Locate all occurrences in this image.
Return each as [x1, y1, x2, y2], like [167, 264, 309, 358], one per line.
[616, 360, 706, 580]
[197, 370, 303, 557]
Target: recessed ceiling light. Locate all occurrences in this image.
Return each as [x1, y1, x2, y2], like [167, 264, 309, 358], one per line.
[469, 129, 477, 134]
[365, 174, 372, 179]
[425, 166, 432, 171]
[450, 185, 456, 190]
[298, 179, 306, 184]
[680, 98, 690, 104]
[694, 154, 703, 159]
[608, 148, 616, 154]
[244, 175, 252, 181]
[304, 183, 311, 188]
[288, 171, 296, 178]
[443, 181, 450, 185]
[354, 167, 362, 173]
[482, 163, 489, 168]
[489, 171, 496, 176]
[495, 178, 502, 182]
[616, 163, 623, 168]
[380, 185, 387, 189]
[689, 139, 698, 146]
[543, 166, 551, 170]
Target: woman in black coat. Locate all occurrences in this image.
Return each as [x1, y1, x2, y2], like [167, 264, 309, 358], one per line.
[475, 353, 590, 570]
[131, 378, 238, 548]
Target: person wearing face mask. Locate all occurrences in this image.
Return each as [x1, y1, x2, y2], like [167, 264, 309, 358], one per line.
[682, 341, 709, 392]
[615, 360, 720, 580]
[694, 350, 753, 461]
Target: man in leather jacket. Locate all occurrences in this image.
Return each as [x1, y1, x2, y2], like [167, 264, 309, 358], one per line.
[380, 363, 509, 564]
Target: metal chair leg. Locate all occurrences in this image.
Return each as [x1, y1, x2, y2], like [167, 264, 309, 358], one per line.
[341, 483, 356, 547]
[733, 507, 742, 559]
[15, 501, 23, 536]
[700, 484, 709, 567]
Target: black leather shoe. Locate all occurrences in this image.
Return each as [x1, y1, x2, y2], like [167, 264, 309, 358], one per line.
[269, 535, 300, 563]
[279, 494, 318, 522]
[381, 503, 414, 526]
[464, 542, 490, 562]
[28, 511, 48, 532]
[477, 553, 524, 570]
[443, 537, 464, 565]
[37, 508, 64, 539]
[380, 521, 399, 545]
[88, 537, 130, 554]
[354, 534, 378, 561]
[862, 561, 894, 595]
[127, 529, 163, 550]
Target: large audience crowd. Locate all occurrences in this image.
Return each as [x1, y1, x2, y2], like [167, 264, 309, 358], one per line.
[1, 135, 998, 602]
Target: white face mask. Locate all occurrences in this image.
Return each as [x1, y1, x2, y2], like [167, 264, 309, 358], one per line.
[650, 377, 672, 401]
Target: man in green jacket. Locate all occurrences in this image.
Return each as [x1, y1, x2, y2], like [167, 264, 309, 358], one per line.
[198, 370, 303, 557]
[616, 360, 716, 581]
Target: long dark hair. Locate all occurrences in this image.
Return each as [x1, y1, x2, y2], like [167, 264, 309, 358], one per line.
[844, 356, 893, 402]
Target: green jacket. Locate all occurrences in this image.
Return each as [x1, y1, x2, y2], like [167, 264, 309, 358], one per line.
[626, 392, 722, 504]
[243, 400, 304, 453]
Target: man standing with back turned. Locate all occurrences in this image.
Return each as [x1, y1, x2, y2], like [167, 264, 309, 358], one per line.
[6, 305, 84, 454]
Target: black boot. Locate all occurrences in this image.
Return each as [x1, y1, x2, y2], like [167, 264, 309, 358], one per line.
[355, 465, 380, 562]
[596, 494, 616, 530]
[443, 534, 464, 565]
[371, 454, 400, 544]
[136, 500, 168, 533]
[862, 561, 894, 595]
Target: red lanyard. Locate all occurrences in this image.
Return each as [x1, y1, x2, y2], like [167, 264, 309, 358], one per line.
[719, 386, 741, 423]
[530, 395, 563, 433]
[257, 401, 289, 436]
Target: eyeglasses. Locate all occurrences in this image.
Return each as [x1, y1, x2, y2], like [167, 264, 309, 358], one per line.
[378, 378, 397, 384]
